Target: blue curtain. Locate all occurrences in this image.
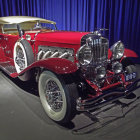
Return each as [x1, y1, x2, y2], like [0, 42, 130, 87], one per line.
[0, 0, 140, 55]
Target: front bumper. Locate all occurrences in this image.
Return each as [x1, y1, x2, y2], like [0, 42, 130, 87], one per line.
[76, 79, 140, 111]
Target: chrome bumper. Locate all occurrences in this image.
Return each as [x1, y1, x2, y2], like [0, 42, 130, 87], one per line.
[76, 79, 140, 112]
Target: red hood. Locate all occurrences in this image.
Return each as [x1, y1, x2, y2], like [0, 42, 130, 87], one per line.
[36, 31, 89, 44]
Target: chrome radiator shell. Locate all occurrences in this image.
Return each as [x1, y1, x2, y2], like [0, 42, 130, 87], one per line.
[81, 33, 109, 65]
[80, 33, 109, 81]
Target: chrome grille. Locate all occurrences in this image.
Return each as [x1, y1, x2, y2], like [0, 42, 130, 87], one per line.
[80, 34, 109, 82]
[92, 37, 109, 64]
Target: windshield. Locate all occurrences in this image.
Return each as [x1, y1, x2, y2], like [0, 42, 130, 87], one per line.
[19, 22, 56, 31]
[1, 22, 57, 35]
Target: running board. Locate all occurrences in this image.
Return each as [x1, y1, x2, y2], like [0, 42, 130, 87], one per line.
[0, 62, 17, 75]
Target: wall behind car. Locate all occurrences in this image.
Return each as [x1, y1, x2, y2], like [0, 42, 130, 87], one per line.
[0, 0, 140, 56]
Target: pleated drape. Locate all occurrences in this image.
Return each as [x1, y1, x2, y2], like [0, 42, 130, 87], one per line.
[0, 0, 140, 55]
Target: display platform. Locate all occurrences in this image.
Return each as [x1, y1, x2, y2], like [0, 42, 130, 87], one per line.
[0, 71, 140, 140]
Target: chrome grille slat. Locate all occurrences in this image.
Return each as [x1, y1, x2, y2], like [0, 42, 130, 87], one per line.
[92, 38, 108, 64]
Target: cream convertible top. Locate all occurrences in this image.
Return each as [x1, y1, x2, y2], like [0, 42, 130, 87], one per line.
[0, 16, 56, 25]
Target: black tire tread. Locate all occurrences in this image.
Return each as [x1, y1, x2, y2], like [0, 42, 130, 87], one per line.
[20, 39, 34, 65]
[17, 39, 34, 81]
[60, 82, 79, 124]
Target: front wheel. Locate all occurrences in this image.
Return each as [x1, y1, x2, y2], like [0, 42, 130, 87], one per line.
[38, 71, 78, 124]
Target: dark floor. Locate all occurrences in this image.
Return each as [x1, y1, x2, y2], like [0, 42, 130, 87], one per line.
[0, 71, 140, 140]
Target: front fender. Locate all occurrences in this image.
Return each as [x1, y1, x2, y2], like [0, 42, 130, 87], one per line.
[124, 49, 138, 58]
[123, 49, 140, 64]
[12, 58, 78, 78]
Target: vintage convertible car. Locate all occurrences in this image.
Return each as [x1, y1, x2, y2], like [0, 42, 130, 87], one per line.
[0, 16, 140, 124]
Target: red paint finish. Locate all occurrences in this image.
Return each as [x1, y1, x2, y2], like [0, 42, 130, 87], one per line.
[6, 35, 18, 58]
[35, 31, 89, 45]
[86, 70, 132, 100]
[124, 49, 138, 57]
[108, 49, 112, 59]
[0, 46, 6, 61]
[10, 58, 78, 78]
[108, 48, 138, 59]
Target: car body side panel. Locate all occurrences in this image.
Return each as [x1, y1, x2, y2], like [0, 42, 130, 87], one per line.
[6, 35, 19, 58]
[0, 44, 6, 62]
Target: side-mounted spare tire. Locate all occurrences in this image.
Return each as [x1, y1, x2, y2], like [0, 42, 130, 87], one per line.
[13, 39, 34, 81]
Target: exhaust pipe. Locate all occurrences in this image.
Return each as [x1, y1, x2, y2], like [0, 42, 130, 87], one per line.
[50, 51, 59, 58]
[37, 50, 44, 60]
[42, 50, 51, 59]
[59, 52, 69, 58]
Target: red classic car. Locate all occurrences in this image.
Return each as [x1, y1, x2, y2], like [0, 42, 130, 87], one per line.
[0, 16, 140, 124]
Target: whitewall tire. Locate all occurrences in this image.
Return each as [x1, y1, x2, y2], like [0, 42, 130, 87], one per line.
[38, 71, 78, 124]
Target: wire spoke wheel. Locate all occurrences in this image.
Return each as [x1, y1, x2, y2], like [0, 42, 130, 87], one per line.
[14, 41, 28, 73]
[39, 71, 78, 124]
[45, 79, 63, 112]
[15, 47, 26, 71]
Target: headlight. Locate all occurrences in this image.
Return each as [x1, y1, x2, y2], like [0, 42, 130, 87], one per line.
[86, 37, 93, 47]
[95, 66, 106, 80]
[112, 61, 123, 74]
[111, 41, 124, 60]
[77, 38, 93, 65]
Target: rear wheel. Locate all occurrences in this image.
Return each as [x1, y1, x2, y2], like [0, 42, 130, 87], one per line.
[38, 70, 78, 124]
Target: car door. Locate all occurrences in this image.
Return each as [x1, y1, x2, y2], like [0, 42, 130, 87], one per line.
[2, 24, 19, 59]
[0, 33, 7, 61]
[5, 34, 19, 58]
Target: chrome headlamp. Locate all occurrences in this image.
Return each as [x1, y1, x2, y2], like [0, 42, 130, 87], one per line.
[112, 61, 123, 74]
[95, 66, 106, 80]
[77, 38, 93, 66]
[111, 41, 124, 60]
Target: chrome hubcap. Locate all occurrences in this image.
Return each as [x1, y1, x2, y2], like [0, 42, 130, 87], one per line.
[15, 47, 25, 70]
[45, 80, 63, 112]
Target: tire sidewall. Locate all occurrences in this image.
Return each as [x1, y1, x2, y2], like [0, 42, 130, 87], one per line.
[39, 71, 69, 122]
